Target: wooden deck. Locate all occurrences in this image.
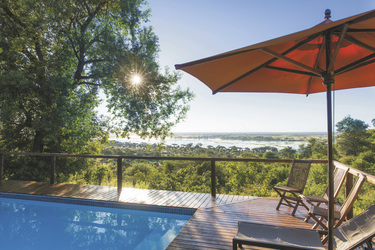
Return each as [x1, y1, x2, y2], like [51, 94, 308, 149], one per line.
[0, 180, 255, 208]
[0, 180, 319, 249]
[168, 198, 318, 250]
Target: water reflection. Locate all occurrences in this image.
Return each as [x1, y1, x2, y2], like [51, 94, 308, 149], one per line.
[0, 198, 190, 249]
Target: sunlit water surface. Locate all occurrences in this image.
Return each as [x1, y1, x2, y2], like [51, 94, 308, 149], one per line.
[0, 197, 191, 250]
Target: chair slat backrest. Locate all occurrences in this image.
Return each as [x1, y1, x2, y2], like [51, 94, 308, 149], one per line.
[322, 167, 349, 200]
[336, 174, 365, 228]
[286, 159, 312, 192]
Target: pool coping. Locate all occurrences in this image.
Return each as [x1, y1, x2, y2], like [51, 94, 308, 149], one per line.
[0, 192, 196, 216]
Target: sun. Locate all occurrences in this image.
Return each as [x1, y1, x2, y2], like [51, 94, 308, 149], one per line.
[131, 74, 142, 85]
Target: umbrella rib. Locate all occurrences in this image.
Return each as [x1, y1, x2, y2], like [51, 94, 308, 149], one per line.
[265, 66, 318, 76]
[335, 52, 375, 75]
[212, 58, 278, 94]
[306, 36, 326, 96]
[347, 28, 375, 32]
[260, 47, 323, 77]
[175, 48, 257, 70]
[327, 24, 349, 73]
[212, 33, 321, 94]
[344, 36, 375, 53]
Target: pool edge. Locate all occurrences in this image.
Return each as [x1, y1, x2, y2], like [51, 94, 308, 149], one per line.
[0, 192, 196, 216]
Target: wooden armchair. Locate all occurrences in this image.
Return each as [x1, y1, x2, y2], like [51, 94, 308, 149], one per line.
[308, 173, 365, 242]
[273, 159, 312, 216]
[300, 166, 349, 223]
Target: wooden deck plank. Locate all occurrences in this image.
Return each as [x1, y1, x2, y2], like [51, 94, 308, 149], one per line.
[199, 195, 216, 208]
[189, 192, 210, 208]
[161, 191, 190, 207]
[162, 191, 188, 207]
[164, 191, 190, 207]
[167, 191, 189, 207]
[184, 192, 204, 207]
[150, 190, 177, 205]
[153, 190, 184, 206]
[178, 192, 201, 207]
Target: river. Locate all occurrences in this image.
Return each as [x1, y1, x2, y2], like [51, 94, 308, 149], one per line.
[111, 133, 317, 150]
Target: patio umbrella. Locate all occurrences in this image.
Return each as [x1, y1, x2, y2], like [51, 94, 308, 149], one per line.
[175, 9, 375, 249]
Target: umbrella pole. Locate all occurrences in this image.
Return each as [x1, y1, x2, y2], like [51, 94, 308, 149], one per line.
[325, 80, 335, 250]
[325, 30, 334, 250]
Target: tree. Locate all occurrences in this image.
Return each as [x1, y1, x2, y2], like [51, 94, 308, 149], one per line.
[298, 137, 327, 159]
[336, 116, 369, 156]
[0, 0, 193, 180]
[336, 116, 369, 132]
[280, 146, 296, 159]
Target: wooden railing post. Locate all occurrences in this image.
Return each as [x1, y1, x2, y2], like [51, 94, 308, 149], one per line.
[346, 173, 354, 219]
[117, 157, 123, 195]
[211, 160, 216, 199]
[0, 154, 4, 180]
[50, 156, 56, 184]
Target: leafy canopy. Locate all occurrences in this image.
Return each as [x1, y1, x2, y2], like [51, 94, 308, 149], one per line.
[0, 0, 193, 154]
[0, 0, 193, 180]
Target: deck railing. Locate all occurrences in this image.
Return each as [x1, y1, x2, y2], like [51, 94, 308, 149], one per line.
[0, 151, 328, 197]
[0, 151, 374, 214]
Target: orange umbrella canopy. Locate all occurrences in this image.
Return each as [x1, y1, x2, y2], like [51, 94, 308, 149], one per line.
[175, 9, 375, 95]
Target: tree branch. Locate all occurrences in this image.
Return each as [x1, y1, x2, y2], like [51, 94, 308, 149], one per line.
[67, 35, 79, 60]
[88, 31, 105, 47]
[81, 1, 106, 33]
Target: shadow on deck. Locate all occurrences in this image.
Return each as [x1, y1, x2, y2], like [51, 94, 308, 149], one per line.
[0, 180, 317, 249]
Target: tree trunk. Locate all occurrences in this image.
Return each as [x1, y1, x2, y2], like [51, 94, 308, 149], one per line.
[32, 130, 44, 153]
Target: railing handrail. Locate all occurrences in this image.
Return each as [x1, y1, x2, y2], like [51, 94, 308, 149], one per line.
[334, 160, 375, 185]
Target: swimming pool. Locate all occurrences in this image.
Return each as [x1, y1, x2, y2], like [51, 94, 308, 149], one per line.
[0, 193, 194, 249]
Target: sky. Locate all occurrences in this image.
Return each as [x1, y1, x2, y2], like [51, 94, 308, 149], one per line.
[141, 0, 375, 133]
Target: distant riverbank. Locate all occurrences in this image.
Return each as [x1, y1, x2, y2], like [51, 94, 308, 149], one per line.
[111, 132, 325, 150]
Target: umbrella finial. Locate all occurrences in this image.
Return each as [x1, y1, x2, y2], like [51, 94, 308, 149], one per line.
[325, 9, 331, 19]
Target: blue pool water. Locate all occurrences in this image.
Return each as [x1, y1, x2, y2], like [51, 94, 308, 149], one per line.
[0, 195, 192, 250]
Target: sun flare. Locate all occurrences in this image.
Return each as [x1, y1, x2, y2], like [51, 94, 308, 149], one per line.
[131, 74, 142, 85]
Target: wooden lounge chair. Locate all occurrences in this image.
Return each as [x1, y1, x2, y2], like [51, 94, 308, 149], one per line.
[233, 203, 375, 250]
[308, 174, 365, 233]
[273, 159, 312, 216]
[300, 166, 349, 223]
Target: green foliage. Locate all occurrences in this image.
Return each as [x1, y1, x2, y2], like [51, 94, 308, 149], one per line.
[97, 139, 331, 199]
[280, 146, 297, 159]
[0, 0, 193, 180]
[336, 116, 369, 132]
[336, 116, 371, 156]
[335, 116, 375, 214]
[298, 138, 327, 159]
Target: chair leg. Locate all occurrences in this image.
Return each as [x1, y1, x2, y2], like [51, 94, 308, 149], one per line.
[298, 199, 310, 212]
[304, 214, 311, 222]
[311, 216, 327, 230]
[275, 191, 286, 211]
[304, 202, 324, 223]
[292, 201, 299, 216]
[321, 234, 328, 245]
[232, 239, 238, 250]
